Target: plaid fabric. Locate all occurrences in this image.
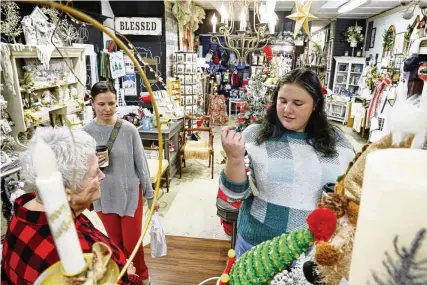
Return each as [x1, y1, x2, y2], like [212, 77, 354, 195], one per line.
[1, 193, 141, 285]
[219, 124, 355, 245]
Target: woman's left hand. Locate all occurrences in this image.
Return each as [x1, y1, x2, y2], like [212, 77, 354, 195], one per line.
[149, 202, 160, 212]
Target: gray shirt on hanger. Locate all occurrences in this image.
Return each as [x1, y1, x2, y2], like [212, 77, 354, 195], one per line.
[84, 119, 154, 217]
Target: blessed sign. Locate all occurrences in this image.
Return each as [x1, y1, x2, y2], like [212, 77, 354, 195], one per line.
[115, 17, 162, 36]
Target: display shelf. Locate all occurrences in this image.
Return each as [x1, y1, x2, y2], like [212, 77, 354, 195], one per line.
[4, 45, 86, 139]
[20, 80, 78, 93]
[333, 56, 365, 96]
[167, 77, 182, 105]
[173, 51, 200, 115]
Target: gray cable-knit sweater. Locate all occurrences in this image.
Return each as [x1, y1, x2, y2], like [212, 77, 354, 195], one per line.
[84, 119, 154, 217]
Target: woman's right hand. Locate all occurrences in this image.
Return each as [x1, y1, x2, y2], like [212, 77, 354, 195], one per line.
[221, 126, 245, 161]
[97, 155, 106, 167]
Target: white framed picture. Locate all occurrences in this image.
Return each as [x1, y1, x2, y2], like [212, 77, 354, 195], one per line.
[185, 105, 192, 114]
[192, 75, 198, 84]
[185, 85, 193, 95]
[185, 64, 193, 74]
[180, 85, 185, 95]
[185, 95, 193, 105]
[176, 53, 184, 64]
[192, 54, 197, 63]
[185, 53, 193, 63]
[180, 97, 185, 106]
[177, 75, 185, 83]
[185, 75, 193, 85]
[176, 64, 184, 74]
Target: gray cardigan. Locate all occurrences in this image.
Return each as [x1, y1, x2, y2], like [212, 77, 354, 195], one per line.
[84, 119, 154, 216]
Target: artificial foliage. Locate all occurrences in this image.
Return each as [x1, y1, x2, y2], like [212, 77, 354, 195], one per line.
[371, 228, 427, 285]
[58, 20, 78, 46]
[382, 27, 395, 52]
[235, 74, 270, 132]
[228, 229, 314, 285]
[365, 65, 379, 92]
[346, 25, 364, 45]
[0, 1, 23, 44]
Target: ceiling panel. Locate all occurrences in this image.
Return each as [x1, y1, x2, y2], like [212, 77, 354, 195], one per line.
[193, 0, 403, 22]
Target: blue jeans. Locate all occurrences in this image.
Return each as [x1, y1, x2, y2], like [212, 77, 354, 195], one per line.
[234, 233, 255, 258]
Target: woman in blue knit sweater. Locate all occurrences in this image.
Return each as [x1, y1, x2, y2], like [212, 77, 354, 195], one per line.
[220, 69, 354, 257]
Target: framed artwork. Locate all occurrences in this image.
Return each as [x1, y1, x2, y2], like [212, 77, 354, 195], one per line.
[370, 28, 376, 48]
[176, 53, 184, 64]
[185, 53, 193, 63]
[185, 64, 193, 74]
[393, 32, 405, 55]
[176, 64, 184, 74]
[185, 85, 193, 95]
[185, 75, 193, 84]
[185, 96, 193, 105]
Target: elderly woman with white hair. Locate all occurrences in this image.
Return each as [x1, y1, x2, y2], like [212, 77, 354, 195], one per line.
[1, 127, 142, 285]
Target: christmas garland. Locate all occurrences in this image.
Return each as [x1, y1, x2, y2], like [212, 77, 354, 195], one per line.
[220, 208, 338, 285]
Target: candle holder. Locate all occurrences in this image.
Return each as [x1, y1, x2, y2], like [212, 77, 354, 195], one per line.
[34, 243, 119, 285]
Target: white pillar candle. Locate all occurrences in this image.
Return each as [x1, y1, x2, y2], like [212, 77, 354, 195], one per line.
[348, 148, 427, 284]
[239, 9, 246, 31]
[211, 13, 217, 33]
[34, 139, 86, 275]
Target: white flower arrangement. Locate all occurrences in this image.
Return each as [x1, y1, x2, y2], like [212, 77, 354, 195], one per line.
[346, 25, 364, 44]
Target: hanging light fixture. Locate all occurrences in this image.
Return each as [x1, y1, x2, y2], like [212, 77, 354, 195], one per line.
[210, 0, 276, 67]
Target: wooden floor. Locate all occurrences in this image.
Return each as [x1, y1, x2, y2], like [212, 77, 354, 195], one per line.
[144, 236, 230, 285]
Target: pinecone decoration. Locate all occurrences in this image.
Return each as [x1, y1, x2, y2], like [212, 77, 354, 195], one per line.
[229, 229, 314, 285]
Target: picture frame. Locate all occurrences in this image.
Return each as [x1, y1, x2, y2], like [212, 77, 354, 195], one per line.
[370, 28, 376, 48]
[176, 64, 184, 74]
[185, 64, 193, 74]
[185, 85, 193, 95]
[176, 53, 184, 64]
[192, 54, 197, 63]
[192, 75, 198, 84]
[393, 32, 405, 55]
[185, 75, 193, 85]
[186, 96, 193, 105]
[185, 53, 193, 64]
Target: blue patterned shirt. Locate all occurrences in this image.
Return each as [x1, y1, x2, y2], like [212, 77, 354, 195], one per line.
[219, 124, 354, 245]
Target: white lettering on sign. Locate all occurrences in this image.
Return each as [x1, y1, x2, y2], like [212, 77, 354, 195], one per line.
[114, 17, 162, 36]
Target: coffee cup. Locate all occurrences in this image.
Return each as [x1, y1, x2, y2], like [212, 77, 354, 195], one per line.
[96, 145, 109, 168]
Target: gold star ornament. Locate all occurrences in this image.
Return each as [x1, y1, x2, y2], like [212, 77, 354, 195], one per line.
[287, 0, 318, 37]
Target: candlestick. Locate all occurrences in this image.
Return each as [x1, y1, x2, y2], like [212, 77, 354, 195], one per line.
[211, 13, 217, 33]
[239, 9, 246, 31]
[34, 139, 86, 276]
[348, 149, 427, 284]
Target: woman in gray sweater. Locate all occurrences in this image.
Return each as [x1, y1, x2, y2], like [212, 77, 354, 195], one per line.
[84, 81, 158, 285]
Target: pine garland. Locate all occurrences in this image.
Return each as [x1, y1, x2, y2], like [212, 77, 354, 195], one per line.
[229, 229, 314, 285]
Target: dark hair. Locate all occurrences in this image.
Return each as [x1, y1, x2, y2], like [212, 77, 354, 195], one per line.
[90, 81, 116, 99]
[256, 68, 337, 157]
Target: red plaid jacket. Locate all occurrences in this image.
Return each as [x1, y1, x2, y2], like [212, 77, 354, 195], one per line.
[1, 193, 141, 285]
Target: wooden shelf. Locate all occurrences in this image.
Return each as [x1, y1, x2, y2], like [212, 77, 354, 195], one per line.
[20, 81, 78, 93]
[4, 45, 86, 138]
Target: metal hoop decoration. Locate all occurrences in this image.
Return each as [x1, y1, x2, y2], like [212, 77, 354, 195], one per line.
[19, 1, 163, 282]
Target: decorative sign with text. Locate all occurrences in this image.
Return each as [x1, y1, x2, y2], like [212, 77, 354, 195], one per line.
[114, 17, 162, 36]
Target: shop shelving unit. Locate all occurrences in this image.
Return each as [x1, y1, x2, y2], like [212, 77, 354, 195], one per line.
[4, 46, 86, 143]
